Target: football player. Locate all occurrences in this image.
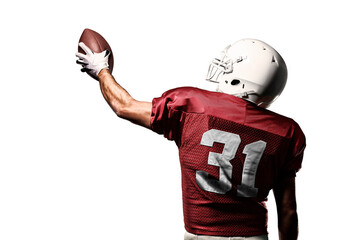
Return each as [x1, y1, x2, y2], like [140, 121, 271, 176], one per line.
[76, 39, 306, 240]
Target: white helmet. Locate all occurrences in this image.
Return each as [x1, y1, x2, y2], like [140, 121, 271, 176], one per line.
[206, 39, 287, 108]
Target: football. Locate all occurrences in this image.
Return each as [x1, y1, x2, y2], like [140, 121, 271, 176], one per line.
[78, 28, 114, 77]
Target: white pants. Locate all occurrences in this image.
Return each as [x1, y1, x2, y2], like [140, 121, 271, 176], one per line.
[184, 231, 268, 240]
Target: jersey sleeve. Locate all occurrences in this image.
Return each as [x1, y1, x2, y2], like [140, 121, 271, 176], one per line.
[282, 121, 306, 177]
[150, 88, 191, 141]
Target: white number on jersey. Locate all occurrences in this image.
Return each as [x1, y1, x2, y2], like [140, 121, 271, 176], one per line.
[196, 129, 267, 198]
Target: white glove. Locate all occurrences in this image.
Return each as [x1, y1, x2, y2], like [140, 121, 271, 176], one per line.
[76, 42, 110, 79]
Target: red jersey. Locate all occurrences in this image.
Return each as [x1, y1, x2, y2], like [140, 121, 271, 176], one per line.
[150, 87, 306, 236]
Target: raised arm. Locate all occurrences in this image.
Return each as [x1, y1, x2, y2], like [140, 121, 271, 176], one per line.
[273, 177, 299, 240]
[76, 43, 152, 129]
[98, 69, 152, 128]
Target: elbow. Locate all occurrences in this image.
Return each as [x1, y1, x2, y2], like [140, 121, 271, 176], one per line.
[279, 206, 298, 222]
[114, 106, 129, 119]
[278, 210, 298, 240]
[284, 209, 298, 220]
[115, 109, 124, 118]
[114, 99, 134, 119]
[278, 205, 298, 227]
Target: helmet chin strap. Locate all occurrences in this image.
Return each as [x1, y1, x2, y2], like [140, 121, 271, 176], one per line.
[217, 88, 257, 99]
[233, 90, 257, 98]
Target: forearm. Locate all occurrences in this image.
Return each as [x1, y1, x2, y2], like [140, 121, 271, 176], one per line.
[274, 177, 299, 240]
[98, 69, 152, 128]
[278, 209, 298, 240]
[98, 69, 132, 116]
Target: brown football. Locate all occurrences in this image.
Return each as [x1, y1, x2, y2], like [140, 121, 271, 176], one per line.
[78, 28, 114, 78]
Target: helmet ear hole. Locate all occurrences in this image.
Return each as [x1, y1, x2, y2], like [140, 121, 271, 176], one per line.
[231, 79, 240, 85]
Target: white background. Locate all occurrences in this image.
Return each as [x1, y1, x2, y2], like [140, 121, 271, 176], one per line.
[1, 0, 359, 239]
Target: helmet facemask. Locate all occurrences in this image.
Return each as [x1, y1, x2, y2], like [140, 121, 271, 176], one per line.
[206, 46, 234, 83]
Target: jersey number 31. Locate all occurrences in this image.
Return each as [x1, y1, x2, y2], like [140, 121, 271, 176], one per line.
[196, 129, 267, 198]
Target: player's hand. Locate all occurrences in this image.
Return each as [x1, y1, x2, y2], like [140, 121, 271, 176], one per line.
[76, 42, 111, 79]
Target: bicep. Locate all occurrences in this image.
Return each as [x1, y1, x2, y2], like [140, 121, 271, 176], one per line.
[123, 100, 152, 129]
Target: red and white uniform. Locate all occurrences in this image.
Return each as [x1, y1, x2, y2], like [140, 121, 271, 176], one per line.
[151, 87, 306, 237]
